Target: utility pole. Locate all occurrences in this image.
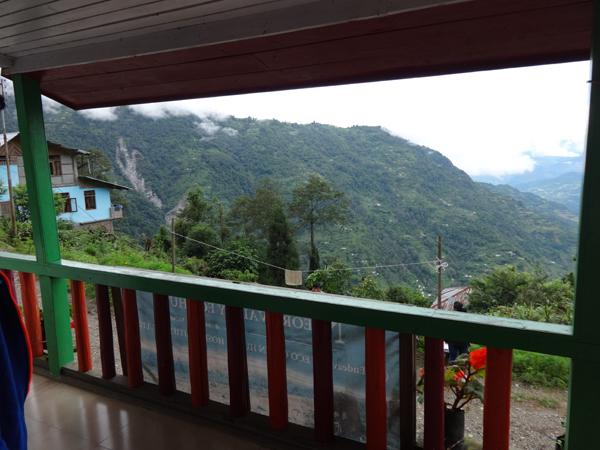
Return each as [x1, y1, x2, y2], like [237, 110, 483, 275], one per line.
[171, 217, 175, 273]
[437, 235, 442, 309]
[0, 74, 17, 236]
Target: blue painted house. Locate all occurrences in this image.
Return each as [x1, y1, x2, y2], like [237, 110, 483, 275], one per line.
[0, 132, 129, 231]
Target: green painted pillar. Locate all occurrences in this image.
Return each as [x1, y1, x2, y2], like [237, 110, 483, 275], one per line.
[566, 1, 600, 447]
[13, 75, 73, 375]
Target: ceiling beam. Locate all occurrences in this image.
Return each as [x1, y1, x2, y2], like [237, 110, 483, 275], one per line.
[0, 53, 14, 68]
[3, 0, 466, 75]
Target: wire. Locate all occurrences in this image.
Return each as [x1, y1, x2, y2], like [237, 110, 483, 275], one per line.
[172, 230, 446, 274]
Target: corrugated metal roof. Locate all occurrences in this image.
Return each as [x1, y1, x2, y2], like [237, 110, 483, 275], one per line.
[430, 286, 472, 311]
[78, 176, 131, 191]
[0, 132, 19, 147]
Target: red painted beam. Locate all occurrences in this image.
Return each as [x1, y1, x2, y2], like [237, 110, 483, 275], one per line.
[312, 319, 334, 443]
[70, 280, 92, 373]
[111, 286, 128, 376]
[483, 348, 513, 450]
[399, 334, 417, 450]
[424, 337, 445, 450]
[266, 311, 288, 430]
[225, 305, 250, 417]
[153, 293, 176, 396]
[95, 284, 116, 379]
[366, 328, 386, 450]
[18, 272, 43, 357]
[122, 288, 143, 388]
[186, 298, 209, 407]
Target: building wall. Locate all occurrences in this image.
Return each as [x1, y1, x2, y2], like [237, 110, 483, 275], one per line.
[0, 165, 20, 202]
[54, 185, 112, 223]
[17, 151, 78, 187]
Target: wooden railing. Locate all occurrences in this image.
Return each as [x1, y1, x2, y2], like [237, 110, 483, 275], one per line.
[0, 254, 577, 449]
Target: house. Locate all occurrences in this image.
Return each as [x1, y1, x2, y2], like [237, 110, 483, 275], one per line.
[0, 1, 596, 449]
[430, 287, 472, 311]
[0, 132, 129, 231]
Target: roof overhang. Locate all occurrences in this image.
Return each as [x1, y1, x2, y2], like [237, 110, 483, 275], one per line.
[78, 177, 132, 191]
[0, 0, 592, 110]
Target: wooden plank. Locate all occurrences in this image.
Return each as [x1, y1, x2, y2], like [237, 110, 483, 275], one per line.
[110, 286, 128, 376]
[226, 305, 250, 417]
[399, 334, 416, 450]
[423, 337, 444, 450]
[482, 347, 513, 449]
[95, 283, 116, 379]
[153, 293, 176, 396]
[186, 298, 209, 407]
[0, 0, 105, 31]
[0, 251, 589, 363]
[265, 311, 288, 430]
[70, 280, 92, 373]
[365, 328, 386, 450]
[312, 318, 333, 443]
[121, 288, 143, 388]
[18, 272, 44, 357]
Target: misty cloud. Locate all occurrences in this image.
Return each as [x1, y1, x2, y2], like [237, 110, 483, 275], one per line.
[79, 107, 118, 121]
[197, 120, 220, 135]
[222, 127, 238, 136]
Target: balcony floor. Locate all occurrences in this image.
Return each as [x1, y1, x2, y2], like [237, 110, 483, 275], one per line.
[25, 373, 269, 450]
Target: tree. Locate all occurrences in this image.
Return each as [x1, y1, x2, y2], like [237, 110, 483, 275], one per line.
[352, 275, 386, 301]
[386, 285, 431, 308]
[174, 186, 213, 245]
[182, 224, 220, 259]
[266, 202, 299, 286]
[211, 197, 231, 245]
[77, 148, 113, 181]
[228, 177, 282, 240]
[13, 183, 65, 223]
[287, 174, 350, 268]
[468, 265, 573, 314]
[206, 239, 259, 279]
[306, 259, 352, 295]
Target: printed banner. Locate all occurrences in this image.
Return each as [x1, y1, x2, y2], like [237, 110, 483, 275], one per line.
[137, 292, 404, 447]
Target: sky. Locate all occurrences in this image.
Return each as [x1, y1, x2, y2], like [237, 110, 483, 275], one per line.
[73, 61, 591, 178]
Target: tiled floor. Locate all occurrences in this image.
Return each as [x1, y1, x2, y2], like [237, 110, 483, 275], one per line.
[25, 373, 268, 450]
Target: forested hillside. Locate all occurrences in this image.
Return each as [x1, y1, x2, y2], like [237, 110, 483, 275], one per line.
[2, 99, 577, 290]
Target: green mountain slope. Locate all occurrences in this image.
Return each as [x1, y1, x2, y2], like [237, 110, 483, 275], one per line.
[515, 172, 582, 213]
[2, 101, 577, 291]
[479, 183, 579, 234]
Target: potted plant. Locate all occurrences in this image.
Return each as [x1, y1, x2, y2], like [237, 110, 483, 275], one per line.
[416, 348, 487, 449]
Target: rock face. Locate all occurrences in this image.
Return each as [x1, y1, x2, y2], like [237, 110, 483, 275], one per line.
[165, 196, 187, 225]
[116, 138, 163, 208]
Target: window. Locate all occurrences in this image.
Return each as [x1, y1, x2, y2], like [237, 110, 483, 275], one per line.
[0, 156, 6, 166]
[49, 155, 61, 176]
[84, 190, 96, 210]
[61, 193, 77, 213]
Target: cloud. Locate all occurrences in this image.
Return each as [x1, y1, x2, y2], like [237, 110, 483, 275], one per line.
[78, 107, 118, 121]
[129, 102, 230, 121]
[222, 127, 238, 136]
[42, 96, 62, 114]
[197, 120, 220, 135]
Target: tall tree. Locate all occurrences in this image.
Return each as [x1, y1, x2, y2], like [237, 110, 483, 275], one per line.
[266, 201, 299, 286]
[211, 196, 231, 245]
[287, 174, 350, 268]
[228, 177, 282, 240]
[174, 186, 213, 246]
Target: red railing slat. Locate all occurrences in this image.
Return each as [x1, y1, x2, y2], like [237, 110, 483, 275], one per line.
[266, 311, 288, 430]
[95, 284, 116, 379]
[122, 288, 143, 388]
[18, 272, 43, 357]
[366, 327, 387, 449]
[111, 286, 128, 376]
[483, 347, 513, 450]
[399, 334, 417, 450]
[424, 337, 445, 450]
[153, 293, 176, 396]
[70, 280, 92, 372]
[225, 305, 250, 417]
[186, 298, 209, 407]
[312, 318, 334, 443]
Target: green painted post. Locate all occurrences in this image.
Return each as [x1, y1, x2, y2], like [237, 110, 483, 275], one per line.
[13, 75, 73, 375]
[566, 1, 600, 447]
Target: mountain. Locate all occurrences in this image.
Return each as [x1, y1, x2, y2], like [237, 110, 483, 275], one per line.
[2, 99, 577, 291]
[472, 154, 583, 213]
[514, 172, 582, 213]
[479, 183, 579, 233]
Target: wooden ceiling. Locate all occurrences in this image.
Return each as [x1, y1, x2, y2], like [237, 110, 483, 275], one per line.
[0, 0, 592, 110]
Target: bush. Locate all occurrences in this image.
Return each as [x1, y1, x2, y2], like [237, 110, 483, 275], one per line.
[352, 275, 386, 301]
[512, 350, 570, 388]
[386, 285, 431, 308]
